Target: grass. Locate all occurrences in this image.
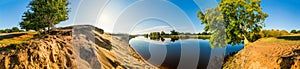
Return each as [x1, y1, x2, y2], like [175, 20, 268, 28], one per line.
[0, 32, 37, 45]
[247, 35, 300, 47]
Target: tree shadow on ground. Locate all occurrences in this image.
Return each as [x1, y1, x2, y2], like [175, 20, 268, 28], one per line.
[0, 33, 26, 41]
[277, 36, 300, 40]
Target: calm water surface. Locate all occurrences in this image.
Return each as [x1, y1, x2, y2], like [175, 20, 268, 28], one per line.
[129, 36, 244, 69]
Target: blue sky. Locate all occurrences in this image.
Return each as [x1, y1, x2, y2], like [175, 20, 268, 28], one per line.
[0, 0, 299, 33]
[0, 0, 30, 29]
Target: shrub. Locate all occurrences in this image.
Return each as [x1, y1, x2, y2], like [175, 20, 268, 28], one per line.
[291, 30, 297, 33]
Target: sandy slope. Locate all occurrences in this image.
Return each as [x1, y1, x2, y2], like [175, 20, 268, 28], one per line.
[72, 25, 157, 69]
[0, 25, 157, 69]
[223, 37, 300, 69]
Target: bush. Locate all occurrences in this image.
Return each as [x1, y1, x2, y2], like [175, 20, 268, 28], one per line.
[259, 29, 290, 38]
[170, 30, 179, 35]
[280, 30, 289, 35]
[0, 30, 3, 33]
[0, 27, 24, 33]
[149, 32, 161, 39]
[291, 30, 297, 33]
[11, 27, 20, 32]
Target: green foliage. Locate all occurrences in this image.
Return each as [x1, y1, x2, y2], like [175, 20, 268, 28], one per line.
[198, 32, 211, 35]
[161, 31, 166, 35]
[290, 29, 300, 34]
[170, 35, 179, 42]
[197, 35, 211, 39]
[198, 0, 268, 45]
[259, 29, 290, 38]
[0, 27, 24, 33]
[0, 30, 3, 33]
[144, 34, 148, 38]
[4, 29, 11, 33]
[170, 30, 179, 35]
[247, 31, 261, 42]
[20, 0, 69, 32]
[198, 7, 227, 48]
[11, 27, 20, 32]
[149, 32, 161, 39]
[291, 29, 297, 33]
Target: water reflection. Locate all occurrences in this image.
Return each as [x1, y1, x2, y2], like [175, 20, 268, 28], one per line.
[129, 36, 243, 69]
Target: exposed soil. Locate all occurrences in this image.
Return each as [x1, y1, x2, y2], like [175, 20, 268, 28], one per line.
[0, 25, 157, 69]
[223, 37, 300, 69]
[0, 30, 76, 69]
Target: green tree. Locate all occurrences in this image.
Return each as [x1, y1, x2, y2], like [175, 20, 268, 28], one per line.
[20, 0, 69, 33]
[144, 34, 149, 38]
[198, 7, 226, 48]
[161, 31, 166, 35]
[149, 32, 161, 39]
[4, 29, 11, 33]
[20, 11, 40, 31]
[198, 0, 268, 45]
[201, 32, 209, 35]
[290, 29, 297, 34]
[0, 30, 3, 33]
[11, 27, 20, 32]
[170, 30, 179, 35]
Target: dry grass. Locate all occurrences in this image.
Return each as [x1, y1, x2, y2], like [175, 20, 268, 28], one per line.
[0, 32, 37, 45]
[249, 37, 300, 47]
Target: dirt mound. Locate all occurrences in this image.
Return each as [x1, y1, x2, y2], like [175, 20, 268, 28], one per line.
[223, 38, 300, 69]
[0, 25, 156, 69]
[0, 30, 76, 69]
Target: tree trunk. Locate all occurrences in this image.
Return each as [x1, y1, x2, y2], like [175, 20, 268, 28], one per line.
[243, 34, 249, 45]
[47, 26, 50, 34]
[43, 28, 47, 34]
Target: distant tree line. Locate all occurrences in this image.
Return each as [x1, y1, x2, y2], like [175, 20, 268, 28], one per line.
[142, 29, 296, 43]
[290, 29, 300, 34]
[144, 30, 180, 39]
[146, 30, 212, 36]
[144, 30, 213, 40]
[0, 27, 24, 33]
[197, 32, 212, 35]
[247, 29, 292, 42]
[260, 29, 289, 37]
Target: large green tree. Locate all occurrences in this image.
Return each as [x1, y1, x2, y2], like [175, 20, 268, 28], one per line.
[20, 0, 69, 32]
[198, 0, 268, 45]
[198, 7, 227, 48]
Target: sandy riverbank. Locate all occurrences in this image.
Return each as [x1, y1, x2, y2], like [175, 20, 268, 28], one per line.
[223, 36, 300, 69]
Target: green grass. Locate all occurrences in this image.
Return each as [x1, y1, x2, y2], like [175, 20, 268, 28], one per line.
[0, 32, 37, 45]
